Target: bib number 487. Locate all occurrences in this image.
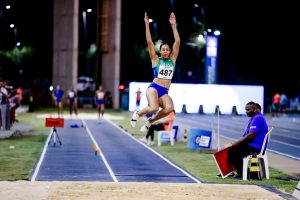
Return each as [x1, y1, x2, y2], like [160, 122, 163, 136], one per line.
[159, 69, 173, 77]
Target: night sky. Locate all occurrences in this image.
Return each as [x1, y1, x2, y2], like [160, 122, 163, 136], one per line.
[0, 0, 299, 100]
[121, 0, 300, 99]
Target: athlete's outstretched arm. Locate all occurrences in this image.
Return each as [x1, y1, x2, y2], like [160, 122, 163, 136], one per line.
[145, 12, 157, 62]
[169, 12, 180, 61]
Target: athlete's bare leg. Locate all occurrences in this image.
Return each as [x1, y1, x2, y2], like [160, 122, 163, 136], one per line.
[74, 101, 78, 117]
[131, 87, 159, 127]
[139, 94, 174, 132]
[57, 102, 63, 117]
[137, 87, 160, 116]
[101, 104, 105, 117]
[149, 94, 174, 123]
[97, 105, 101, 119]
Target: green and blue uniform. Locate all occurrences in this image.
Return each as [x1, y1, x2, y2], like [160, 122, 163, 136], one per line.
[149, 58, 175, 97]
[152, 58, 175, 80]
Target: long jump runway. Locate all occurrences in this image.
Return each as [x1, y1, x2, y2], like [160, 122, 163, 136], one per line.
[30, 119, 199, 183]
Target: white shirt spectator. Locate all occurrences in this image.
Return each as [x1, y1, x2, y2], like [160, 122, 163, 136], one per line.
[0, 87, 8, 104]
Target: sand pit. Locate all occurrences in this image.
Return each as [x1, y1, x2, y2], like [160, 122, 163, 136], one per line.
[0, 181, 283, 200]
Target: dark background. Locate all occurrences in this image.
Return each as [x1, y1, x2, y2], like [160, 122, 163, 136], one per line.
[0, 0, 299, 105]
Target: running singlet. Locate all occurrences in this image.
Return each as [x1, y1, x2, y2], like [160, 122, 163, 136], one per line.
[68, 91, 76, 101]
[152, 58, 175, 80]
[96, 91, 105, 100]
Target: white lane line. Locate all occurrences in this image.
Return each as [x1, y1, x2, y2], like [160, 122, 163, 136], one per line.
[106, 120, 201, 183]
[268, 149, 300, 161]
[30, 128, 53, 181]
[271, 140, 300, 149]
[82, 120, 118, 182]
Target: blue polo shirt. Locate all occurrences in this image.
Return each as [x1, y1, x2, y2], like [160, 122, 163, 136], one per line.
[243, 113, 268, 151]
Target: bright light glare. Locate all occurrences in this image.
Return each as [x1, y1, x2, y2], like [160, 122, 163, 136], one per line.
[154, 39, 162, 52]
[197, 34, 204, 42]
[197, 34, 206, 45]
[87, 9, 92, 13]
[119, 85, 125, 90]
[10, 24, 14, 28]
[6, 5, 11, 9]
[149, 19, 153, 23]
[213, 30, 221, 36]
[16, 42, 21, 46]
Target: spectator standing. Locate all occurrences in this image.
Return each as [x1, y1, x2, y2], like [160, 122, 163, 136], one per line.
[9, 90, 20, 127]
[135, 88, 142, 111]
[52, 84, 64, 118]
[67, 87, 78, 118]
[279, 93, 288, 114]
[0, 79, 10, 130]
[272, 93, 281, 115]
[16, 87, 23, 104]
[94, 85, 106, 120]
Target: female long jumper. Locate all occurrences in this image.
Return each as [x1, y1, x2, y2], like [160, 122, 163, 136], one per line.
[131, 12, 180, 132]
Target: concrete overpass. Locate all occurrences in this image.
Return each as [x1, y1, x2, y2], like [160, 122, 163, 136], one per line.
[52, 0, 120, 109]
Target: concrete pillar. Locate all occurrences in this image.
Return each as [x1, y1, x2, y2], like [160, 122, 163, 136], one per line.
[101, 0, 121, 109]
[52, 0, 78, 93]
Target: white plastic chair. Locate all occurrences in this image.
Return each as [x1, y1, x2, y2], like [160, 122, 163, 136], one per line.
[157, 129, 175, 146]
[242, 127, 274, 180]
[156, 113, 176, 146]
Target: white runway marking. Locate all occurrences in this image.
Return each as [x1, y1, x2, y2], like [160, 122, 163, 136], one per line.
[30, 128, 53, 181]
[106, 119, 201, 183]
[82, 120, 118, 182]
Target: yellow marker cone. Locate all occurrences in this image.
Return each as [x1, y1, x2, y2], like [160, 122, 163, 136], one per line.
[95, 149, 101, 156]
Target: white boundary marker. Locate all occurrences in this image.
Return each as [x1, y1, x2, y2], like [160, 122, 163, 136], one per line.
[293, 181, 300, 199]
[30, 128, 53, 181]
[106, 120, 201, 183]
[82, 120, 118, 182]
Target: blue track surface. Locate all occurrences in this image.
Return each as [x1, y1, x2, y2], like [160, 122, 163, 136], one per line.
[33, 119, 113, 181]
[30, 119, 199, 183]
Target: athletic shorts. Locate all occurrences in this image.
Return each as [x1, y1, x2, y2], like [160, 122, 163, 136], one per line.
[148, 82, 169, 98]
[96, 100, 105, 105]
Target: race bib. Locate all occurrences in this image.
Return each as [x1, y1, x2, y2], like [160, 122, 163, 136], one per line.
[157, 65, 173, 79]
